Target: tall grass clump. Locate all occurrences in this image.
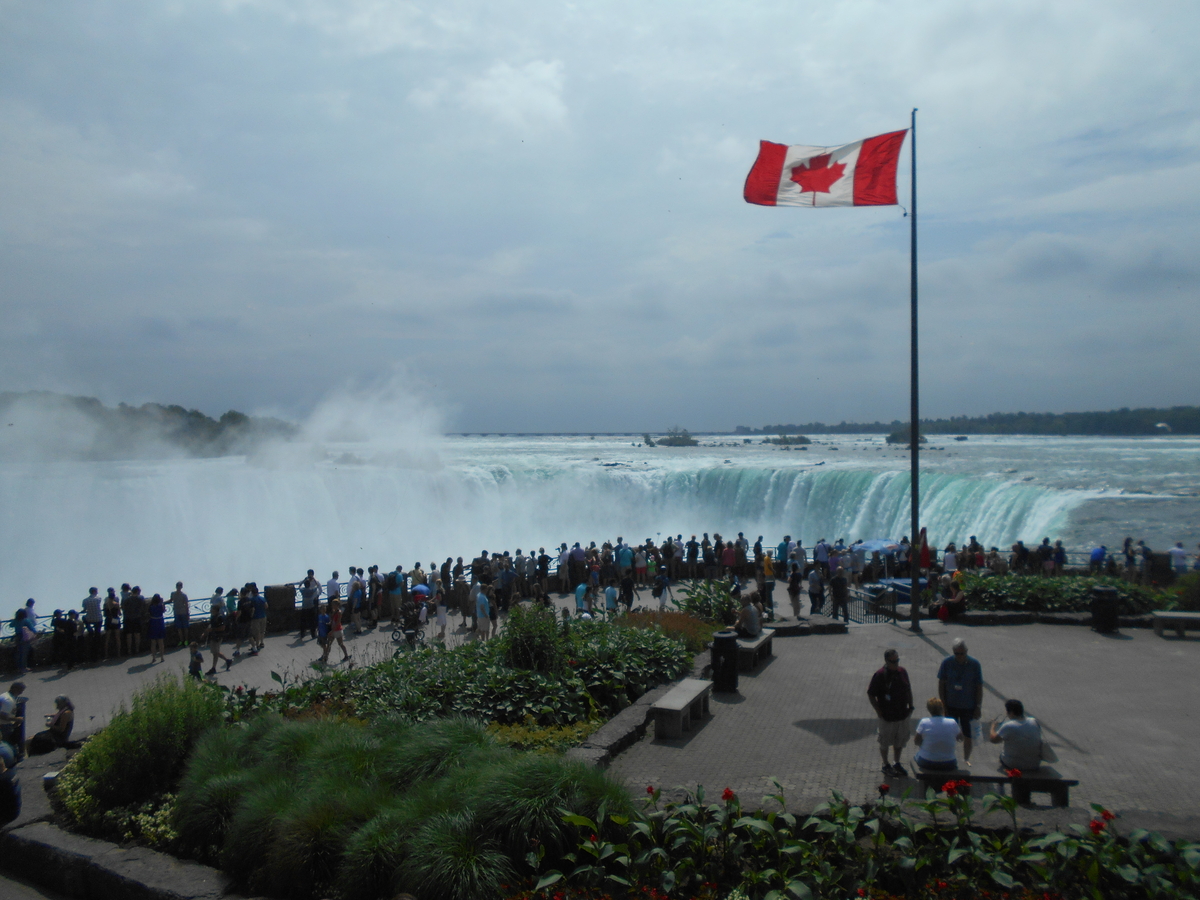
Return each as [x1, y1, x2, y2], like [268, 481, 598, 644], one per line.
[175, 715, 632, 900]
[54, 674, 223, 836]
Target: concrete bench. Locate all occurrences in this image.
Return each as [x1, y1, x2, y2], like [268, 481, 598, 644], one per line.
[913, 766, 1077, 807]
[650, 678, 713, 739]
[1152, 610, 1200, 638]
[737, 628, 775, 671]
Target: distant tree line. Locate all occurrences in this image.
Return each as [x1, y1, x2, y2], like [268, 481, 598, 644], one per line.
[0, 391, 297, 460]
[735, 406, 1200, 436]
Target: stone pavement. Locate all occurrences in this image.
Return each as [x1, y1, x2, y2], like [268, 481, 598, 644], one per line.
[607, 619, 1200, 838]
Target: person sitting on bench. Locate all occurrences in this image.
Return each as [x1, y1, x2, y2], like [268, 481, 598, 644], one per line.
[735, 593, 763, 639]
[988, 698, 1043, 772]
[913, 696, 963, 772]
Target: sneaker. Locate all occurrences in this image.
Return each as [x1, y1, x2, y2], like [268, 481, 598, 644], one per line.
[890, 763, 908, 777]
[205, 669, 216, 676]
[882, 764, 895, 777]
[249, 650, 258, 657]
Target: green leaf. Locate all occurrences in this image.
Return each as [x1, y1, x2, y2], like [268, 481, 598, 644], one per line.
[562, 813, 597, 828]
[270, 670, 283, 684]
[785, 878, 814, 899]
[991, 870, 1017, 888]
[535, 872, 563, 890]
[1115, 865, 1140, 883]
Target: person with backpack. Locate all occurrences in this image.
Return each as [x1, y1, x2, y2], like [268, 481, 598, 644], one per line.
[231, 588, 253, 657]
[652, 571, 672, 610]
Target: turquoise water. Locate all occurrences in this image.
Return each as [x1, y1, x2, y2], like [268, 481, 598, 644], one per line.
[1, 433, 1197, 603]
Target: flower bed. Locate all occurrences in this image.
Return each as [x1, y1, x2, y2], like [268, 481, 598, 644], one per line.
[513, 782, 1200, 900]
[961, 574, 1161, 614]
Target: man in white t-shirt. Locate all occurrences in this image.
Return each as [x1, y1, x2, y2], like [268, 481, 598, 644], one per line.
[1168, 542, 1188, 574]
[913, 697, 963, 771]
[326, 572, 342, 605]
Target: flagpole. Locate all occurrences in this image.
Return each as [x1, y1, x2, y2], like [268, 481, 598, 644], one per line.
[908, 108, 922, 633]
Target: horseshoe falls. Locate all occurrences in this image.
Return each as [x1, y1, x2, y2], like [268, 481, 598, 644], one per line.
[2, 433, 1198, 603]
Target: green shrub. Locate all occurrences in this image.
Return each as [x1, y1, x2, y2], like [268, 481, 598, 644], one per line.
[176, 715, 632, 900]
[674, 579, 739, 625]
[1169, 572, 1200, 611]
[54, 674, 223, 836]
[961, 573, 1162, 614]
[261, 617, 690, 728]
[497, 604, 565, 674]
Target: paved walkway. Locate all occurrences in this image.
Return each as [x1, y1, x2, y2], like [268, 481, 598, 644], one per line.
[608, 619, 1200, 838]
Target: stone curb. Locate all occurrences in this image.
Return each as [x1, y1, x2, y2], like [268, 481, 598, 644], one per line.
[0, 820, 240, 900]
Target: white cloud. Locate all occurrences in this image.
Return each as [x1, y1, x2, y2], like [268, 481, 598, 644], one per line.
[459, 60, 568, 130]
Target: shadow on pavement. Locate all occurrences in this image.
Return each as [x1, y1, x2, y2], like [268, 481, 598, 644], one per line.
[793, 717, 879, 745]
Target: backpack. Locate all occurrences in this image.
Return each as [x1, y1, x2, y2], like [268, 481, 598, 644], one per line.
[385, 571, 398, 592]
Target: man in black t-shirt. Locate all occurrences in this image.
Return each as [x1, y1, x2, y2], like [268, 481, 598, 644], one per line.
[867, 649, 914, 777]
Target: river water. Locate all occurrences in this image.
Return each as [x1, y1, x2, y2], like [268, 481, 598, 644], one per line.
[2, 433, 1197, 605]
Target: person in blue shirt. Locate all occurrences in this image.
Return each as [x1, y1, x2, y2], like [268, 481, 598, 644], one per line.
[476, 587, 492, 639]
[937, 638, 984, 765]
[652, 572, 672, 609]
[575, 581, 589, 614]
[249, 585, 268, 655]
[604, 580, 619, 613]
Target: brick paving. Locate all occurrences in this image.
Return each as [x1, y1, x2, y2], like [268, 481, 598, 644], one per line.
[607, 619, 1200, 837]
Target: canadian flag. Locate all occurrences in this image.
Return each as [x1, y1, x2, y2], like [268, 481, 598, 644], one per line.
[743, 130, 907, 207]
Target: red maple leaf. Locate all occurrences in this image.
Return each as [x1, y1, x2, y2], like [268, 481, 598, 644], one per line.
[789, 153, 845, 194]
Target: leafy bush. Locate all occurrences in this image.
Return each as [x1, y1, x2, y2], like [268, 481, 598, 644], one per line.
[174, 716, 632, 900]
[1169, 573, 1200, 612]
[54, 675, 223, 837]
[261, 617, 691, 727]
[961, 574, 1162, 614]
[617, 610, 717, 655]
[497, 604, 565, 674]
[675, 579, 739, 626]
[523, 784, 1200, 900]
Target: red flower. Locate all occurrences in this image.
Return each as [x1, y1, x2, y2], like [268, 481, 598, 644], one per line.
[878, 783, 890, 795]
[235, 685, 244, 695]
[722, 787, 735, 802]
[568, 659, 577, 665]
[942, 781, 958, 796]
[857, 890, 867, 897]
[1005, 768, 1022, 778]
[589, 833, 598, 842]
[646, 785, 655, 795]
[936, 881, 948, 890]
[1089, 819, 1105, 835]
[1101, 808, 1115, 821]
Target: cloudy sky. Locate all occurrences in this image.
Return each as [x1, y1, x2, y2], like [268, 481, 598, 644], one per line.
[2, 0, 1198, 432]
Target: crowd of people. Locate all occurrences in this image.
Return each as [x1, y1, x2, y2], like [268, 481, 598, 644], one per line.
[8, 529, 1196, 676]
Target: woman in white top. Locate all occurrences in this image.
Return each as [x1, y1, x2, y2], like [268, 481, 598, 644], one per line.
[913, 697, 963, 771]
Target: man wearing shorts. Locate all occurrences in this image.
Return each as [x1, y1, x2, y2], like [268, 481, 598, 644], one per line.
[937, 637, 983, 766]
[867, 649, 914, 777]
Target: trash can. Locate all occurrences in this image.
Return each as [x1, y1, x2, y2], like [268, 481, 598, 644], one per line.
[711, 629, 739, 693]
[1090, 585, 1120, 633]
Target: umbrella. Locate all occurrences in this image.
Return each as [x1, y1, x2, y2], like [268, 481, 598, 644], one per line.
[412, 584, 431, 595]
[857, 539, 902, 555]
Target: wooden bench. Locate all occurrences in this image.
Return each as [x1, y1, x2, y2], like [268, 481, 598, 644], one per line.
[1152, 610, 1200, 638]
[737, 628, 775, 671]
[913, 766, 1078, 807]
[650, 678, 713, 739]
